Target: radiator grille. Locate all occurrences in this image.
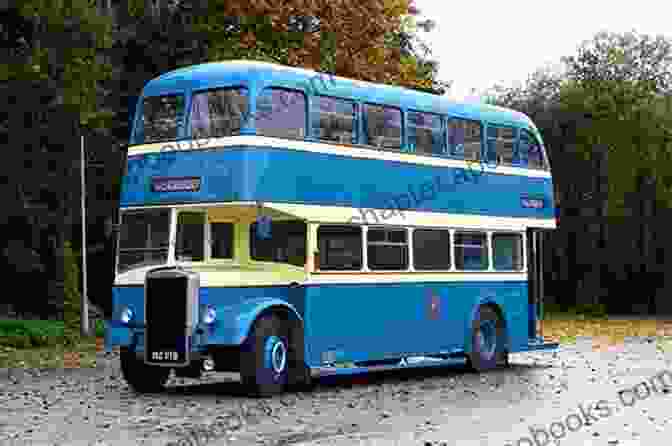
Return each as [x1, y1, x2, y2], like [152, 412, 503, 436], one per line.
[145, 276, 189, 365]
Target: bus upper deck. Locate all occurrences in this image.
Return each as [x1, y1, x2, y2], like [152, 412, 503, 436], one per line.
[124, 61, 555, 222]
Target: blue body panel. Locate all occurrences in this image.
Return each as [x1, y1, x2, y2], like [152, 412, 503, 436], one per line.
[198, 286, 304, 346]
[303, 281, 529, 366]
[106, 281, 534, 366]
[122, 146, 553, 219]
[106, 285, 305, 352]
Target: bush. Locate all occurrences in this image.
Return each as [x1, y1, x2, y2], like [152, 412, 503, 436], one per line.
[571, 303, 608, 319]
[95, 319, 105, 337]
[543, 302, 608, 320]
[0, 319, 65, 348]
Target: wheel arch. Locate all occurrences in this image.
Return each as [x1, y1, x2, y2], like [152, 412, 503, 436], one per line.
[464, 298, 509, 354]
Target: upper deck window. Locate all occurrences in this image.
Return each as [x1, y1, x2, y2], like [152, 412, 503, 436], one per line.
[140, 94, 185, 143]
[519, 129, 547, 170]
[447, 118, 482, 161]
[363, 104, 402, 149]
[256, 88, 306, 139]
[311, 96, 357, 144]
[486, 125, 516, 165]
[407, 111, 443, 156]
[191, 87, 248, 138]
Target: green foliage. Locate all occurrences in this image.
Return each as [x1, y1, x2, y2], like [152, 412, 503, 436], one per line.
[0, 320, 65, 349]
[569, 303, 608, 319]
[95, 319, 105, 337]
[194, 15, 306, 65]
[127, 0, 146, 17]
[3, 2, 114, 126]
[544, 302, 608, 319]
[489, 31, 672, 217]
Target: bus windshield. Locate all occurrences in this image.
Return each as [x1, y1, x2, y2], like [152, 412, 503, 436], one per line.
[139, 94, 185, 143]
[118, 209, 170, 273]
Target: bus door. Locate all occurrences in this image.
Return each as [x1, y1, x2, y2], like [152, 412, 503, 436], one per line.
[526, 228, 547, 340]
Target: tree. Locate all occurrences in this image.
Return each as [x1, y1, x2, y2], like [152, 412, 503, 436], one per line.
[1, 0, 451, 318]
[487, 31, 672, 313]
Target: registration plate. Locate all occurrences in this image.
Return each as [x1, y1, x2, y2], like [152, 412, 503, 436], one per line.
[151, 351, 180, 362]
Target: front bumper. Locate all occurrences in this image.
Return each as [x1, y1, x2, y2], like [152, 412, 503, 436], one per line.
[105, 322, 211, 365]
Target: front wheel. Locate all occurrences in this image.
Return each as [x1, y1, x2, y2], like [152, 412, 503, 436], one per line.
[120, 349, 170, 393]
[240, 314, 290, 397]
[467, 305, 508, 372]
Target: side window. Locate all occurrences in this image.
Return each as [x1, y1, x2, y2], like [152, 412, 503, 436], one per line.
[407, 111, 443, 155]
[176, 212, 205, 262]
[487, 125, 516, 165]
[367, 228, 408, 270]
[317, 225, 363, 270]
[413, 229, 451, 270]
[447, 118, 482, 161]
[141, 94, 185, 143]
[454, 231, 488, 270]
[210, 222, 234, 259]
[191, 87, 248, 139]
[311, 96, 357, 144]
[249, 220, 306, 267]
[363, 104, 402, 149]
[256, 88, 306, 139]
[492, 233, 523, 271]
[519, 129, 546, 169]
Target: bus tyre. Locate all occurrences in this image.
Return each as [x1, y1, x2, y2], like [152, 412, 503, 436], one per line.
[467, 306, 507, 372]
[241, 314, 289, 397]
[287, 362, 313, 392]
[120, 349, 170, 393]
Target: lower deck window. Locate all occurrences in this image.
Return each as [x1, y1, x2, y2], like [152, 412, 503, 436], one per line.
[118, 209, 170, 273]
[367, 228, 408, 270]
[493, 233, 523, 270]
[413, 229, 451, 270]
[176, 212, 205, 261]
[317, 225, 363, 270]
[250, 220, 306, 267]
[454, 232, 488, 270]
[210, 222, 233, 259]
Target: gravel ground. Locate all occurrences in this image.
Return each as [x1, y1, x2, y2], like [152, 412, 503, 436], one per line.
[0, 338, 670, 446]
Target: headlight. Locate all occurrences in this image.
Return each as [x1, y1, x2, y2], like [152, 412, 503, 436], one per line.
[202, 305, 217, 325]
[120, 306, 134, 325]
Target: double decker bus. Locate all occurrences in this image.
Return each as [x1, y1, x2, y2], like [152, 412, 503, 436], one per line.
[106, 60, 558, 396]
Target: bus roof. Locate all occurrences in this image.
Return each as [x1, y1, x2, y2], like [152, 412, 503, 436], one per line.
[142, 60, 538, 131]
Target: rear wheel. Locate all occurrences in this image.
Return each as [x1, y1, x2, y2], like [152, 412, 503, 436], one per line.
[240, 314, 290, 397]
[467, 305, 508, 372]
[120, 349, 170, 393]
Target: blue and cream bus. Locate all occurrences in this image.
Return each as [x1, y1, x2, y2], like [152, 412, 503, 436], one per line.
[106, 60, 558, 396]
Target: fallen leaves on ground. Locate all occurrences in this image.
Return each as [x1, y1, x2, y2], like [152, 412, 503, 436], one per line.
[541, 318, 672, 352]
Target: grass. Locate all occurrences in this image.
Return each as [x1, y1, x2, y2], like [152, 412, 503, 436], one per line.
[0, 319, 104, 369]
[0, 336, 98, 368]
[541, 316, 672, 351]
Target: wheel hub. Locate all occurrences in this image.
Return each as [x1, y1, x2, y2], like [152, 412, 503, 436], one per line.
[265, 336, 287, 374]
